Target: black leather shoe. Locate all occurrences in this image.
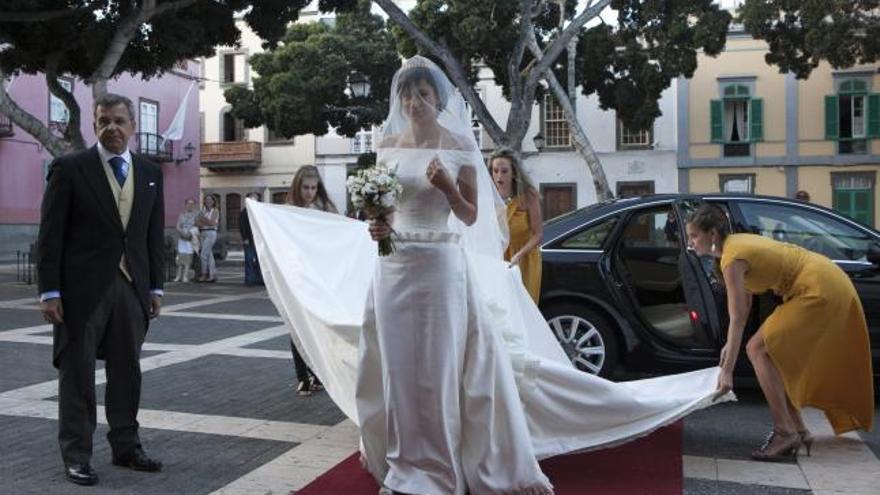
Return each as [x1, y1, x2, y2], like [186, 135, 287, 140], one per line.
[112, 447, 163, 472]
[65, 463, 98, 486]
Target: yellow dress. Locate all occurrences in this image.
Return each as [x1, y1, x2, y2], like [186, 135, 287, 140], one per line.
[505, 196, 542, 303]
[720, 234, 874, 434]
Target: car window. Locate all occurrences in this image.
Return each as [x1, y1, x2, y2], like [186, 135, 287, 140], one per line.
[737, 201, 875, 261]
[559, 216, 618, 249]
[621, 207, 679, 249]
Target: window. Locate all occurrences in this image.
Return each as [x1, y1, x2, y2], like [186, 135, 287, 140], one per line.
[272, 191, 289, 204]
[541, 183, 576, 220]
[710, 83, 763, 157]
[617, 118, 653, 150]
[719, 173, 755, 194]
[139, 99, 159, 154]
[738, 200, 876, 261]
[559, 216, 618, 250]
[222, 110, 244, 142]
[226, 193, 242, 231]
[826, 79, 878, 154]
[220, 52, 247, 85]
[832, 172, 875, 227]
[542, 94, 571, 148]
[351, 129, 373, 154]
[266, 115, 293, 143]
[49, 77, 73, 131]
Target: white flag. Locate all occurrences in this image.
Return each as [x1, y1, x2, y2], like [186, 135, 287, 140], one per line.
[160, 80, 196, 146]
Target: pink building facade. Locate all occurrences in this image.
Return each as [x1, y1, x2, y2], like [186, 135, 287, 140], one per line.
[0, 61, 201, 260]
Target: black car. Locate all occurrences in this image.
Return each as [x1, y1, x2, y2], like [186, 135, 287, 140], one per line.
[539, 194, 880, 384]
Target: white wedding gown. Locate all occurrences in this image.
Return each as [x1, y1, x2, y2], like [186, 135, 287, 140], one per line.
[247, 149, 732, 495]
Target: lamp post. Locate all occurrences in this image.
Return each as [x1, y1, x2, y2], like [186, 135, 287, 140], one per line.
[348, 71, 371, 99]
[533, 131, 546, 152]
[175, 141, 195, 165]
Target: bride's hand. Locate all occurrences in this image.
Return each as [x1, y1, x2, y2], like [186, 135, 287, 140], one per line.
[426, 157, 455, 195]
[368, 218, 391, 241]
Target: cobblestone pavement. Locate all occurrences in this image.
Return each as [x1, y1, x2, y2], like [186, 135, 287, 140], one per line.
[1, 261, 877, 494]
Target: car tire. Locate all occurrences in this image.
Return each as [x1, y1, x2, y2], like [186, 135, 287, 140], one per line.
[543, 303, 620, 378]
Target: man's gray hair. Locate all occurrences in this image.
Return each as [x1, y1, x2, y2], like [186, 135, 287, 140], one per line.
[93, 93, 135, 122]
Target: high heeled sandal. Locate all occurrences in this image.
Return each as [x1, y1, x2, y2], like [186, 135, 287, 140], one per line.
[751, 430, 801, 462]
[798, 429, 814, 457]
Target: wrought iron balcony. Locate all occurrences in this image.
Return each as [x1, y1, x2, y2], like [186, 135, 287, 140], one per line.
[200, 141, 262, 171]
[0, 113, 13, 138]
[136, 132, 173, 163]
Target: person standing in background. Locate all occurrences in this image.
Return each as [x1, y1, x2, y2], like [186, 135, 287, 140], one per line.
[490, 148, 544, 303]
[174, 198, 199, 283]
[196, 194, 219, 283]
[240, 192, 264, 286]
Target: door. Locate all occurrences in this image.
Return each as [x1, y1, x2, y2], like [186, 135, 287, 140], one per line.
[542, 184, 576, 220]
[608, 203, 718, 350]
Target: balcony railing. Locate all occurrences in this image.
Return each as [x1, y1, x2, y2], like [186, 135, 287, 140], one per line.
[136, 132, 173, 163]
[200, 141, 262, 171]
[0, 113, 13, 138]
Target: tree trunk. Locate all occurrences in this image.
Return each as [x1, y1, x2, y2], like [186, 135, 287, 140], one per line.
[0, 70, 69, 157]
[527, 34, 613, 201]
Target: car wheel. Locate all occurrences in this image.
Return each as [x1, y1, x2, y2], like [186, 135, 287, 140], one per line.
[544, 303, 619, 377]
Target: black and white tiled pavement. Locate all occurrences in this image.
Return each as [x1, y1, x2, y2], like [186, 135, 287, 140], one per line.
[1, 262, 877, 494]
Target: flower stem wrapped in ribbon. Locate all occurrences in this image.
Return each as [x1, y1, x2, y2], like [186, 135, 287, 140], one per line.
[347, 162, 404, 256]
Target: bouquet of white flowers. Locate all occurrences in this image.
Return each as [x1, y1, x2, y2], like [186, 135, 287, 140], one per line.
[347, 162, 404, 256]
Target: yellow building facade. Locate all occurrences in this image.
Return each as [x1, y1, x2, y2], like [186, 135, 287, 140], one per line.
[679, 34, 879, 229]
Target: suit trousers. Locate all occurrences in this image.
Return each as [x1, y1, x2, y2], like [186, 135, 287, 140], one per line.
[57, 272, 146, 465]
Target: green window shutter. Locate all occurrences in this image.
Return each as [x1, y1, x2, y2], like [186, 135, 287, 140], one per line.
[750, 98, 764, 142]
[867, 93, 880, 137]
[825, 95, 839, 140]
[833, 189, 853, 219]
[710, 100, 723, 143]
[853, 189, 874, 226]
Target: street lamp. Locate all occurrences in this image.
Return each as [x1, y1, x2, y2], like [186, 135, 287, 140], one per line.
[533, 131, 546, 151]
[175, 141, 195, 165]
[348, 71, 371, 99]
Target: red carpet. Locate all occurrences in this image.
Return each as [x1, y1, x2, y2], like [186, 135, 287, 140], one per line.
[295, 422, 682, 494]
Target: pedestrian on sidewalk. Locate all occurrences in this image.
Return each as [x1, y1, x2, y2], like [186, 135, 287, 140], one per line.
[240, 192, 264, 286]
[287, 165, 338, 395]
[36, 93, 165, 486]
[174, 197, 199, 283]
[197, 194, 219, 283]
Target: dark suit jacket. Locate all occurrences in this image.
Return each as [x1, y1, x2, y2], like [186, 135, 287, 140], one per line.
[239, 207, 253, 244]
[36, 145, 165, 367]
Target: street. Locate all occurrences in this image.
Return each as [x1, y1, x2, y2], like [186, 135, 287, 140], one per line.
[1, 260, 878, 494]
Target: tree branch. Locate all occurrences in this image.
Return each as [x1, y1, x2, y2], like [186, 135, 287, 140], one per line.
[88, 0, 200, 97]
[373, 0, 506, 144]
[0, 1, 103, 23]
[527, 31, 613, 200]
[45, 54, 86, 150]
[0, 68, 68, 157]
[528, 0, 611, 88]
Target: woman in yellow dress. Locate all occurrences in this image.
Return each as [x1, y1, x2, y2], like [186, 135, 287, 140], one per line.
[490, 148, 543, 303]
[685, 205, 873, 461]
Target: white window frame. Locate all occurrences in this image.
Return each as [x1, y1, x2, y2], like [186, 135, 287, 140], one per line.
[542, 94, 571, 148]
[49, 78, 73, 125]
[351, 128, 374, 154]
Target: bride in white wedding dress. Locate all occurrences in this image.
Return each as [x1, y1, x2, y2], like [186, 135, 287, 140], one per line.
[247, 56, 732, 495]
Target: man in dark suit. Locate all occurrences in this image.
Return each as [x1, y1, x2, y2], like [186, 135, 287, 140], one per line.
[37, 93, 165, 486]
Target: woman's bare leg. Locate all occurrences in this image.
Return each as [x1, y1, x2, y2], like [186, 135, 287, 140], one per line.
[746, 331, 796, 434]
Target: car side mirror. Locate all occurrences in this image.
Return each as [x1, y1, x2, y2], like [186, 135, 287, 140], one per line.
[868, 251, 880, 267]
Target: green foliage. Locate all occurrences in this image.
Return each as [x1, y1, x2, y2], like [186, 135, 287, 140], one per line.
[0, 1, 312, 81]
[224, 1, 399, 139]
[739, 0, 880, 79]
[578, 0, 731, 130]
[396, 0, 730, 130]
